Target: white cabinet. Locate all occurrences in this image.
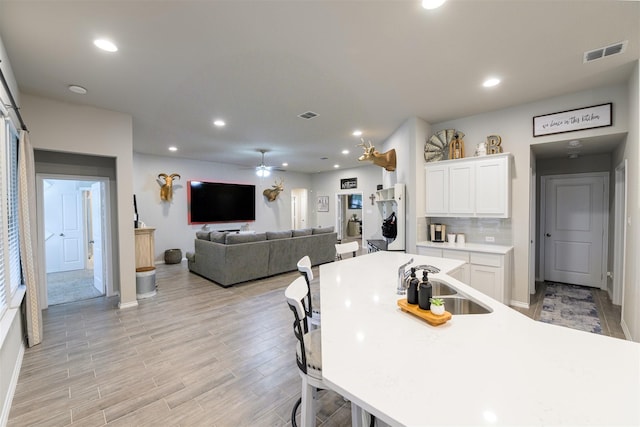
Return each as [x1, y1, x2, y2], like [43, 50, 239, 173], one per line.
[415, 244, 513, 304]
[375, 183, 405, 251]
[425, 153, 511, 218]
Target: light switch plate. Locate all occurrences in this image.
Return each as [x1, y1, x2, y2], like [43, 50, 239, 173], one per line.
[485, 236, 495, 242]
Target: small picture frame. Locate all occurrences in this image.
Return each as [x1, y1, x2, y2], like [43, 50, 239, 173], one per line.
[317, 196, 329, 212]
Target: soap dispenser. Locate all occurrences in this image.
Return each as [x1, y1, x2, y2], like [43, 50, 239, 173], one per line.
[418, 270, 433, 310]
[407, 268, 419, 305]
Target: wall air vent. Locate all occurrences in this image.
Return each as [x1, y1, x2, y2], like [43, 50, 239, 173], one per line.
[584, 41, 627, 63]
[298, 111, 318, 120]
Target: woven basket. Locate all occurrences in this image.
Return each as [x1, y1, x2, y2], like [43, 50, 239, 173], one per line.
[164, 248, 182, 264]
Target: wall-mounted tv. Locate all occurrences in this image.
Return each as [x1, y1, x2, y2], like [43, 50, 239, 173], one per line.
[348, 194, 362, 209]
[188, 181, 256, 224]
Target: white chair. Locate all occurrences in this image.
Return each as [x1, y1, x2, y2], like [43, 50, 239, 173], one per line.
[335, 240, 359, 260]
[296, 256, 321, 328]
[285, 276, 328, 427]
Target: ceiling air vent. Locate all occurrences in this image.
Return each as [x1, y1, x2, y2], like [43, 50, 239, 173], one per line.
[298, 111, 318, 120]
[584, 40, 627, 63]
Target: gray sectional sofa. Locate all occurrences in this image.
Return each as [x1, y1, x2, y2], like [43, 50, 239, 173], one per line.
[186, 227, 337, 287]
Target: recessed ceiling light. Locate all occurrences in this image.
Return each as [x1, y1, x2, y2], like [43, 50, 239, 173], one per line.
[342, 149, 350, 155]
[352, 130, 363, 137]
[282, 162, 288, 167]
[422, 0, 447, 10]
[334, 164, 340, 168]
[213, 119, 226, 127]
[168, 146, 178, 152]
[483, 78, 501, 88]
[93, 39, 118, 52]
[68, 85, 87, 95]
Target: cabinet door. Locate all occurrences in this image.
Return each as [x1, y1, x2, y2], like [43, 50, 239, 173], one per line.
[475, 157, 509, 217]
[470, 264, 503, 303]
[448, 162, 474, 215]
[416, 246, 443, 257]
[425, 165, 448, 215]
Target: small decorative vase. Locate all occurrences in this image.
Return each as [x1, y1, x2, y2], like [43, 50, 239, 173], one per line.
[430, 304, 445, 316]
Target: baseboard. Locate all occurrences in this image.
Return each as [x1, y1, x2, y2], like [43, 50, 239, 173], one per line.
[118, 300, 139, 309]
[510, 300, 529, 309]
[621, 318, 633, 341]
[1, 341, 25, 427]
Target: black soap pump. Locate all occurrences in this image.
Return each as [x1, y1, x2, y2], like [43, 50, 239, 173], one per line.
[407, 268, 419, 305]
[418, 270, 433, 310]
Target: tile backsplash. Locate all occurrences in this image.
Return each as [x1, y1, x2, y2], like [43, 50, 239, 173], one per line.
[427, 217, 512, 245]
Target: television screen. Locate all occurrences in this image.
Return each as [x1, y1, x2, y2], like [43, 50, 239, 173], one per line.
[188, 181, 256, 223]
[348, 194, 362, 209]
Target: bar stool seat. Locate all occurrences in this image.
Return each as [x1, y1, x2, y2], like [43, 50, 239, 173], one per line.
[335, 240, 359, 260]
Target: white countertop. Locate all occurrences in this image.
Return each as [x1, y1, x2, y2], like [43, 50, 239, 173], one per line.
[320, 251, 640, 426]
[417, 240, 513, 254]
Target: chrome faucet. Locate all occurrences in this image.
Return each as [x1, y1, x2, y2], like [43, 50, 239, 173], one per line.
[397, 258, 414, 295]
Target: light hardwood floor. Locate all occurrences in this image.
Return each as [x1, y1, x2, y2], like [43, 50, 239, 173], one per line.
[8, 262, 625, 426]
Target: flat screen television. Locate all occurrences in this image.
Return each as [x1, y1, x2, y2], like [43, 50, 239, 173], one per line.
[348, 194, 362, 209]
[188, 181, 256, 223]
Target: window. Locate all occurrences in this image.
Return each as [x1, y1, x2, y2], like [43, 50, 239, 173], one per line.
[0, 115, 21, 319]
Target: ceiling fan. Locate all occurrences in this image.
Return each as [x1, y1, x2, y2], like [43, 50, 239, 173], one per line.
[254, 149, 285, 177]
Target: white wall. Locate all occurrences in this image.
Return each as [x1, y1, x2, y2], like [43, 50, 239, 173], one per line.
[21, 94, 137, 307]
[132, 153, 313, 262]
[433, 83, 631, 307]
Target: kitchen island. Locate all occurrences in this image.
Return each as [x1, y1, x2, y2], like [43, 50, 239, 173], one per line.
[319, 251, 640, 426]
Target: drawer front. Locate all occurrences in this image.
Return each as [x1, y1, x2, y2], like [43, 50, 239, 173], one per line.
[442, 249, 470, 262]
[416, 247, 443, 258]
[470, 252, 503, 267]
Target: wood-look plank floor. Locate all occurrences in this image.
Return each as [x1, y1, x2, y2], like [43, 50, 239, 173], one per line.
[9, 262, 626, 426]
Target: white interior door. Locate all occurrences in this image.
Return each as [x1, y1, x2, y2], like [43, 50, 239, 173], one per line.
[544, 174, 607, 288]
[91, 181, 105, 294]
[44, 179, 85, 273]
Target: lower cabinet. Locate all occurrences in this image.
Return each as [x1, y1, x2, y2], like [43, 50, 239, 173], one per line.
[416, 245, 512, 304]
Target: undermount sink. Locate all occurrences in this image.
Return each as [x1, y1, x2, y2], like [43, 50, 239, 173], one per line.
[430, 281, 458, 296]
[439, 296, 493, 315]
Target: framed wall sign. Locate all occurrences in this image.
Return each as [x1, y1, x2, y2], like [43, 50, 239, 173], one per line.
[317, 196, 329, 212]
[340, 177, 357, 189]
[533, 103, 612, 137]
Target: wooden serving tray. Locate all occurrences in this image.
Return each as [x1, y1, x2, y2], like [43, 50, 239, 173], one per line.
[397, 299, 452, 326]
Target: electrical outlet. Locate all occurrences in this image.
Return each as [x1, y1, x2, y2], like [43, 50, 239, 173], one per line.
[485, 236, 495, 243]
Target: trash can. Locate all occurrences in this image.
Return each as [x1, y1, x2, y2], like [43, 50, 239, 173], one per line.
[136, 266, 156, 299]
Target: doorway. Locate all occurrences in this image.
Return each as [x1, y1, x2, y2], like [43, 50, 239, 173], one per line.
[37, 175, 111, 307]
[291, 188, 309, 230]
[540, 172, 608, 288]
[336, 192, 363, 245]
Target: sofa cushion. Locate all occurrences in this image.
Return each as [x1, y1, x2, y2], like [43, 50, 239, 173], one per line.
[312, 226, 335, 235]
[208, 231, 228, 243]
[225, 232, 267, 244]
[267, 230, 292, 240]
[292, 228, 312, 237]
[196, 230, 211, 240]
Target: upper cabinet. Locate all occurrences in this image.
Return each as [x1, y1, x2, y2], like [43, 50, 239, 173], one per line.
[425, 153, 512, 218]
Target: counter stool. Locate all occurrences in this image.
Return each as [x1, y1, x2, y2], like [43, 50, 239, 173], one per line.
[285, 276, 328, 427]
[335, 240, 359, 260]
[296, 256, 321, 328]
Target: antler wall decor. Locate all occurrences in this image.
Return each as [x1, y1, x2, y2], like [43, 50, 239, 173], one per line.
[158, 173, 181, 201]
[357, 139, 397, 172]
[263, 177, 284, 202]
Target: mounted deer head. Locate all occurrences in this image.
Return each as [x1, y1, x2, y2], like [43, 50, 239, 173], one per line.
[357, 139, 397, 172]
[263, 178, 284, 202]
[158, 173, 181, 201]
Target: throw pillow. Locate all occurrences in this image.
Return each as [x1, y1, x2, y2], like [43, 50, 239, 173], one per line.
[292, 228, 313, 237]
[266, 230, 292, 240]
[196, 230, 211, 240]
[208, 231, 228, 243]
[312, 226, 335, 234]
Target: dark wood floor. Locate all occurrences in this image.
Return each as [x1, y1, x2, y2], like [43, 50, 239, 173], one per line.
[8, 262, 625, 426]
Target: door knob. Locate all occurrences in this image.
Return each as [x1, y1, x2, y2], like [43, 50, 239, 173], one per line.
[545, 233, 551, 237]
[59, 233, 65, 237]
[89, 240, 95, 244]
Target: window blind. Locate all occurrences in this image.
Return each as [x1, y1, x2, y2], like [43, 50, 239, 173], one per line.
[7, 124, 20, 296]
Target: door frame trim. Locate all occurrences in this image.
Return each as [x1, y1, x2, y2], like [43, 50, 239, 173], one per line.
[613, 160, 627, 306]
[36, 173, 113, 308]
[539, 172, 609, 289]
